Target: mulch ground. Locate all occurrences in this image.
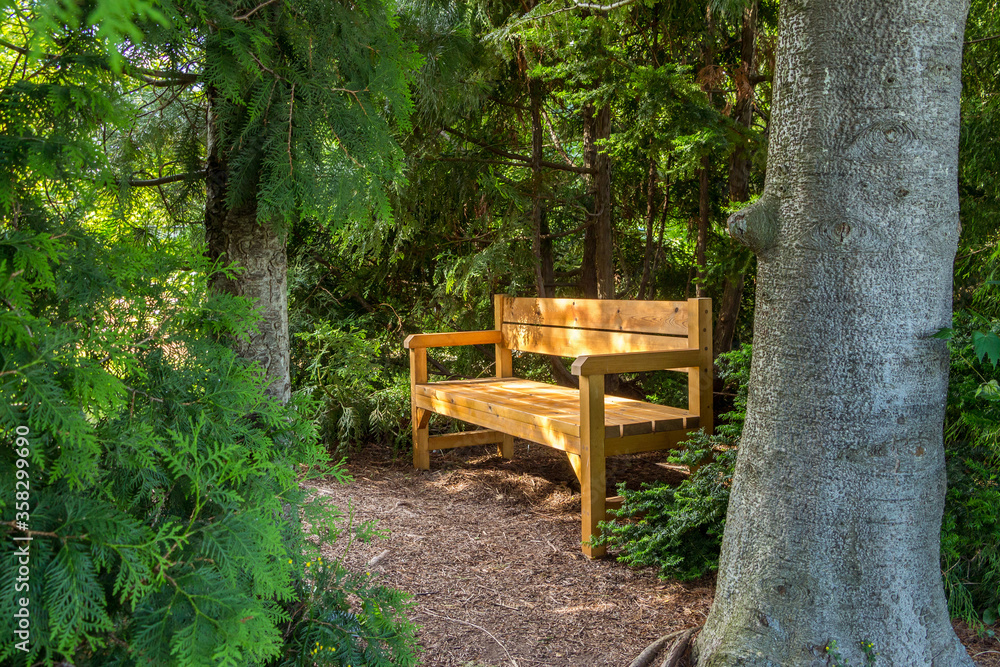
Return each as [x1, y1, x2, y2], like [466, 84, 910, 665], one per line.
[305, 441, 1000, 667]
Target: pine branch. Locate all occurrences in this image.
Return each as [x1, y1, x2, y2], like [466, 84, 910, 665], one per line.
[128, 170, 207, 187]
[0, 37, 199, 86]
[442, 126, 596, 175]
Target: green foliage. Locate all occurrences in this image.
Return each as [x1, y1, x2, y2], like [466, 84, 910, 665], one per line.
[295, 322, 412, 453]
[593, 344, 750, 580]
[275, 527, 420, 667]
[0, 223, 420, 666]
[941, 311, 1000, 634]
[0, 4, 421, 664]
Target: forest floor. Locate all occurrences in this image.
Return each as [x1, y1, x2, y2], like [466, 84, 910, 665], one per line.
[306, 441, 1000, 667]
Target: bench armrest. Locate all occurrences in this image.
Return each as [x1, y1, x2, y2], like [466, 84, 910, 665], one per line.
[404, 330, 503, 349]
[571, 348, 703, 376]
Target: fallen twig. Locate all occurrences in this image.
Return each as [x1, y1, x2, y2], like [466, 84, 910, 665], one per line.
[417, 608, 518, 667]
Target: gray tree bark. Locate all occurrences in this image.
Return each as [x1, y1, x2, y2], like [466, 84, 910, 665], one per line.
[205, 90, 291, 404]
[696, 1, 972, 666]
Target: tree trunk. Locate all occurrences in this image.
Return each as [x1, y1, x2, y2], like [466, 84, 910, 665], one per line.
[696, 2, 971, 666]
[696, 155, 709, 298]
[713, 1, 758, 356]
[581, 103, 614, 299]
[529, 80, 577, 388]
[712, 273, 743, 355]
[530, 79, 553, 301]
[205, 90, 291, 404]
[637, 157, 658, 300]
[727, 1, 757, 204]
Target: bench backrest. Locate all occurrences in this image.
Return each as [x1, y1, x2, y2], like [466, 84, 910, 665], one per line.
[495, 295, 707, 357]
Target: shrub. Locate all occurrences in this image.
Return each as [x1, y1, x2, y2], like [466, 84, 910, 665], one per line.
[0, 224, 419, 666]
[593, 344, 750, 580]
[939, 312, 1000, 633]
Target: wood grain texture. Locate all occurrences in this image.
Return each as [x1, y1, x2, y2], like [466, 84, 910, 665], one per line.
[571, 348, 702, 376]
[687, 298, 713, 435]
[409, 349, 429, 469]
[502, 322, 687, 356]
[503, 296, 691, 335]
[428, 429, 504, 450]
[404, 330, 503, 349]
[414, 379, 698, 439]
[579, 374, 606, 559]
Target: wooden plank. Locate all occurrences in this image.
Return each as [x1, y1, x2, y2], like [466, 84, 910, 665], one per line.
[565, 452, 583, 485]
[419, 379, 697, 439]
[414, 393, 581, 454]
[605, 430, 695, 456]
[571, 348, 702, 376]
[415, 382, 581, 437]
[502, 322, 687, 357]
[503, 296, 691, 336]
[428, 429, 504, 450]
[404, 330, 502, 349]
[494, 295, 514, 380]
[579, 374, 606, 559]
[410, 349, 430, 469]
[687, 298, 714, 435]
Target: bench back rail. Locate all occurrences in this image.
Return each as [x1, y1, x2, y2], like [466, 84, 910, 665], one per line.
[498, 296, 693, 357]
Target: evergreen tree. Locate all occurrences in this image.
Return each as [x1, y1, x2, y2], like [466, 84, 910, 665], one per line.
[0, 3, 420, 665]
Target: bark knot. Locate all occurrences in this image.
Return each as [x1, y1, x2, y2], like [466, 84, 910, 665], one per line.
[728, 197, 778, 256]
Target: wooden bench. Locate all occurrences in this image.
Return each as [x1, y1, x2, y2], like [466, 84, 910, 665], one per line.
[403, 295, 713, 558]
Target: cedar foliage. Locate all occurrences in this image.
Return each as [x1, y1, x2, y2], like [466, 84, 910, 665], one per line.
[0, 2, 420, 665]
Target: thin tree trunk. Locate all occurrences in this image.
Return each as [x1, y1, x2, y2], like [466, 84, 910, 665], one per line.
[696, 155, 709, 298]
[714, 1, 758, 355]
[529, 80, 576, 388]
[530, 80, 552, 300]
[205, 89, 290, 404]
[581, 103, 614, 299]
[696, 1, 972, 665]
[695, 9, 714, 300]
[727, 2, 757, 204]
[712, 274, 743, 355]
[637, 156, 658, 300]
[647, 163, 672, 301]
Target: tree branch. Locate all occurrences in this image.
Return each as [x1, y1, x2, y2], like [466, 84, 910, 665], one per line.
[966, 34, 1000, 45]
[443, 126, 596, 175]
[0, 38, 199, 86]
[235, 0, 281, 20]
[571, 0, 638, 11]
[541, 219, 593, 240]
[128, 170, 207, 187]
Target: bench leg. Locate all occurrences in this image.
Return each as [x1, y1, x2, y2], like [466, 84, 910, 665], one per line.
[412, 408, 430, 470]
[498, 433, 514, 460]
[580, 375, 606, 558]
[565, 452, 583, 484]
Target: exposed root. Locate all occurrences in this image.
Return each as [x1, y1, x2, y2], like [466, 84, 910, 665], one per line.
[659, 627, 698, 667]
[629, 626, 701, 667]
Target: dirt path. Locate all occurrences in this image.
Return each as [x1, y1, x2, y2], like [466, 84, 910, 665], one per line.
[306, 442, 1000, 667]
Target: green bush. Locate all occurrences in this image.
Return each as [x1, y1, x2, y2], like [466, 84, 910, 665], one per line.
[593, 344, 750, 580]
[295, 323, 412, 454]
[0, 224, 419, 666]
[940, 312, 1000, 633]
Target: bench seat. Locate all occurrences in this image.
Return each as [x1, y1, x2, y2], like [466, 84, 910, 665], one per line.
[415, 378, 700, 454]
